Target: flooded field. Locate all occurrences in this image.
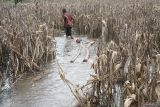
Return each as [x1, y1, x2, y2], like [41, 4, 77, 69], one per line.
[0, 36, 97, 107]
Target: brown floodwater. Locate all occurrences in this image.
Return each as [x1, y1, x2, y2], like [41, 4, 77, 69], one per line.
[0, 36, 97, 107]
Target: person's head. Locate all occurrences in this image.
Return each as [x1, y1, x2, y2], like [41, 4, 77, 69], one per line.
[62, 8, 67, 14]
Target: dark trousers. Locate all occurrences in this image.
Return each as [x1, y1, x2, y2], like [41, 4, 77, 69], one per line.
[65, 27, 72, 37]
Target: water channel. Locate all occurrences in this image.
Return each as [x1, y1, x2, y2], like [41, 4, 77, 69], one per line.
[0, 36, 97, 107]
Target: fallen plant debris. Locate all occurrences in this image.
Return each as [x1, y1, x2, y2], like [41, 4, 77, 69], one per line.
[0, 2, 56, 90]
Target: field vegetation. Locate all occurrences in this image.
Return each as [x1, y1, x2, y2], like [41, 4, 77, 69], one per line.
[0, 0, 160, 106]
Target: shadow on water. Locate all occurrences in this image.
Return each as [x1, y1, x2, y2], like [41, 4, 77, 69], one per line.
[0, 36, 97, 107]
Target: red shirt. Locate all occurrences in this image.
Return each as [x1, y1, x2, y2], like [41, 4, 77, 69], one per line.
[63, 13, 73, 27]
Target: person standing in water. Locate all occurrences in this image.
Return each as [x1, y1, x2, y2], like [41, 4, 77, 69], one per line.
[62, 8, 74, 39]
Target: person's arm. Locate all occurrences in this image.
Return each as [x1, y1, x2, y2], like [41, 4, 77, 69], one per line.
[62, 15, 67, 27]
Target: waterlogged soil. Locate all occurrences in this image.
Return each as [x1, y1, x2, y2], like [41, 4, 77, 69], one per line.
[0, 36, 97, 107]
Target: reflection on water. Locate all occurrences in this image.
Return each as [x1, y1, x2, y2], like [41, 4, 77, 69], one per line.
[113, 84, 123, 107]
[0, 36, 96, 107]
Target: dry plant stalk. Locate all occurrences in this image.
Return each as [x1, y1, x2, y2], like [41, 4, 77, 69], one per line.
[48, 0, 160, 107]
[81, 0, 160, 107]
[0, 2, 56, 86]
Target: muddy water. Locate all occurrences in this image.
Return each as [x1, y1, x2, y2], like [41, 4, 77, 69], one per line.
[0, 36, 97, 107]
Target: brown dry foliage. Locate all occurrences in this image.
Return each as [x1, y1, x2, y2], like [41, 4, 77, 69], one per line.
[47, 0, 160, 107]
[88, 0, 160, 107]
[1, 0, 160, 107]
[0, 2, 56, 82]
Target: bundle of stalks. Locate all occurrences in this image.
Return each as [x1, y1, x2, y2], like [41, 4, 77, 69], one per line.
[81, 0, 160, 107]
[52, 0, 160, 107]
[0, 3, 56, 85]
